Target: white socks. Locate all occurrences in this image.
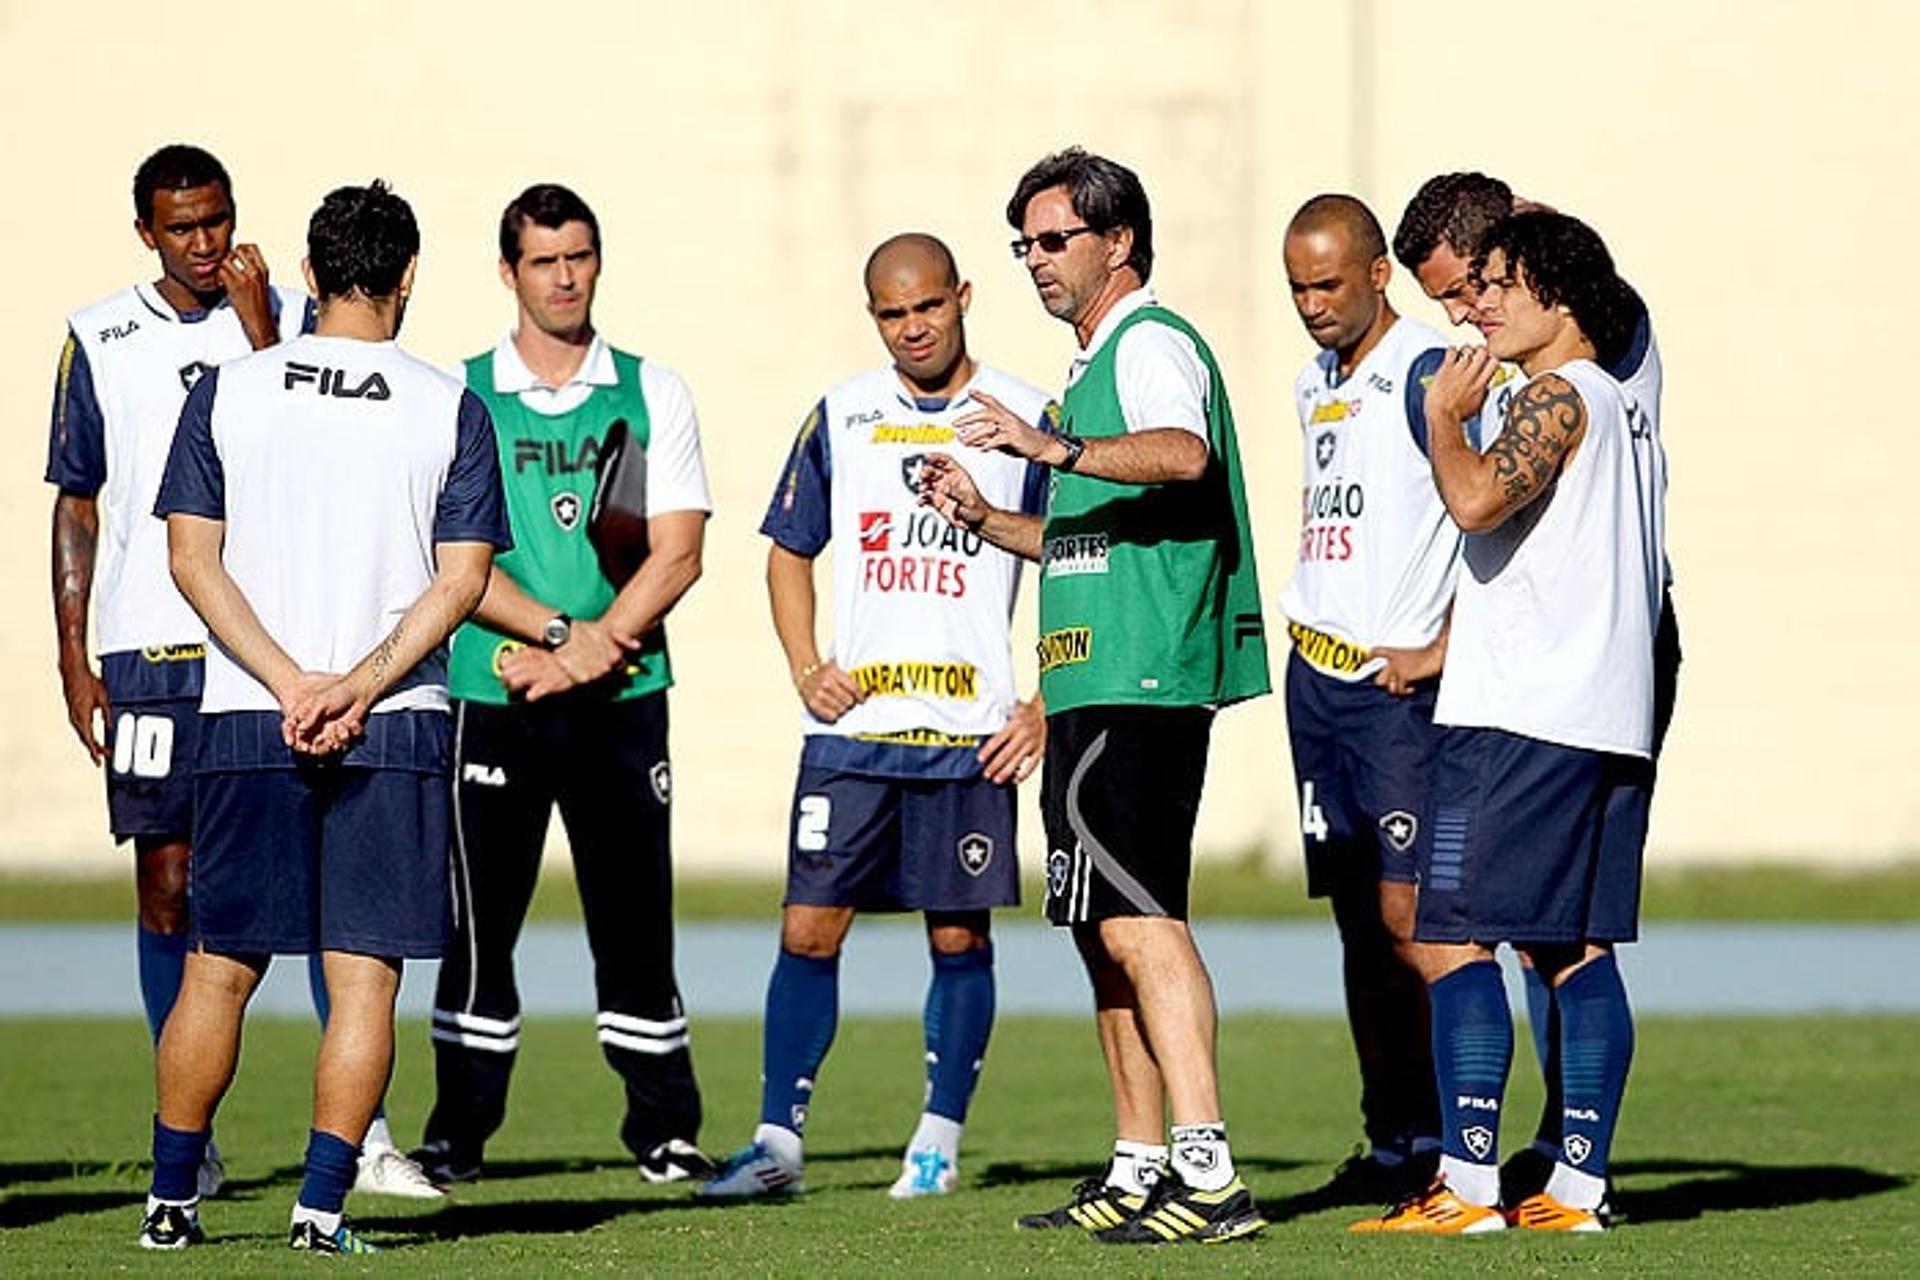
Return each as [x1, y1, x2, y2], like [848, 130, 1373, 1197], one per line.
[905, 1112, 963, 1161]
[1106, 1140, 1168, 1196]
[754, 1122, 804, 1170]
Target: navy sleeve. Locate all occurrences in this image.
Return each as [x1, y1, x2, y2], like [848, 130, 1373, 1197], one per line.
[153, 368, 225, 519]
[300, 295, 319, 335]
[1603, 288, 1652, 382]
[1403, 347, 1446, 459]
[433, 390, 512, 548]
[45, 329, 108, 494]
[759, 400, 832, 556]
[1014, 400, 1060, 515]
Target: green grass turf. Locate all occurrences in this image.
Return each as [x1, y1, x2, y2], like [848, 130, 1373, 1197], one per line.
[0, 1013, 1914, 1274]
[8, 857, 1920, 922]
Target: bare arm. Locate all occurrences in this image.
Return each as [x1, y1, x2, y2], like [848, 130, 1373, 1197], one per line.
[767, 542, 864, 722]
[52, 492, 109, 764]
[285, 541, 494, 749]
[953, 389, 1207, 484]
[1427, 351, 1588, 533]
[166, 512, 305, 702]
[916, 454, 1044, 562]
[1370, 605, 1451, 697]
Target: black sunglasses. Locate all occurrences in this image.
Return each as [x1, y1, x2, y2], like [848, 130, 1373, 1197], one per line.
[1010, 226, 1099, 260]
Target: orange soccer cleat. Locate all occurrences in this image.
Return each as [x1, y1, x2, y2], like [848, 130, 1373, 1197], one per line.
[1349, 1179, 1506, 1234]
[1506, 1191, 1608, 1232]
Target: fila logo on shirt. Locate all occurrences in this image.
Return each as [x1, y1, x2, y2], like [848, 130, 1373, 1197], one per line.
[283, 362, 391, 400]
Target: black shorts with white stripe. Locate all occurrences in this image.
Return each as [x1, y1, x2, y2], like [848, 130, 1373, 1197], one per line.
[1040, 704, 1213, 925]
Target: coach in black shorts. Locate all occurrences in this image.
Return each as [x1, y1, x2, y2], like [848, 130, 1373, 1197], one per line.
[921, 148, 1270, 1246]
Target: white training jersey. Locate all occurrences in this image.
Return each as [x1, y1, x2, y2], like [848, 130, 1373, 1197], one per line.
[763, 364, 1053, 743]
[53, 283, 308, 654]
[155, 334, 510, 716]
[1277, 316, 1460, 680]
[1435, 359, 1666, 757]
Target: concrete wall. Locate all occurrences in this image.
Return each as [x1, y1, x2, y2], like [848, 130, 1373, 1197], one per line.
[1, 0, 1913, 873]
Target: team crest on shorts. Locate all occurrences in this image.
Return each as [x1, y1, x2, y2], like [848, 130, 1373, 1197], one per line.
[1379, 810, 1418, 853]
[1046, 849, 1070, 898]
[649, 761, 672, 805]
[551, 491, 582, 531]
[1563, 1134, 1593, 1166]
[1463, 1125, 1494, 1160]
[899, 453, 928, 493]
[958, 832, 993, 877]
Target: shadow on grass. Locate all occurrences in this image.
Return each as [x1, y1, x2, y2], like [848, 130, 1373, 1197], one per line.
[359, 1192, 799, 1242]
[1611, 1157, 1909, 1223]
[0, 1187, 142, 1229]
[0, 1158, 295, 1228]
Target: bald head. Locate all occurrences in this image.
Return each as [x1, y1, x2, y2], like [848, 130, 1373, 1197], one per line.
[864, 232, 959, 299]
[1286, 193, 1388, 265]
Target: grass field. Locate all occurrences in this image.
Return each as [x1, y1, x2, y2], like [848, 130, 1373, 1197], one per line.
[7, 858, 1920, 923]
[1, 1013, 1914, 1275]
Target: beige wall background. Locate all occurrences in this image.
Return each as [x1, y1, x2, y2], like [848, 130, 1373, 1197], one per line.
[1, 0, 1913, 874]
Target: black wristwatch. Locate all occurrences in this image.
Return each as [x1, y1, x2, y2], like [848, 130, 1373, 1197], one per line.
[541, 614, 573, 649]
[1056, 431, 1086, 472]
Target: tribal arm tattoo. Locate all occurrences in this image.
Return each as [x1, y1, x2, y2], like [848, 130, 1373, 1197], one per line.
[1484, 374, 1587, 515]
[51, 494, 98, 669]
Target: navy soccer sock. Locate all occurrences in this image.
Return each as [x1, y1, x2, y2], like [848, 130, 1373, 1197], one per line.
[138, 927, 191, 1044]
[298, 1129, 361, 1216]
[1551, 953, 1634, 1183]
[151, 1116, 210, 1203]
[923, 945, 995, 1123]
[759, 949, 840, 1135]
[1428, 960, 1512, 1204]
[1523, 963, 1563, 1153]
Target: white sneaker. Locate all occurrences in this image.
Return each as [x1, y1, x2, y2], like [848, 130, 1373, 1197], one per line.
[697, 1143, 804, 1199]
[196, 1140, 226, 1199]
[354, 1146, 446, 1199]
[888, 1147, 958, 1198]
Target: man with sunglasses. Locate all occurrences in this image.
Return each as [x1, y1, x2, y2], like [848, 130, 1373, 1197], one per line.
[920, 147, 1270, 1246]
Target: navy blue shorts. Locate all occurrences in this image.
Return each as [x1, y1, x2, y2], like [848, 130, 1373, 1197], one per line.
[1284, 652, 1439, 895]
[784, 765, 1018, 912]
[1041, 705, 1213, 925]
[104, 697, 201, 842]
[192, 711, 452, 957]
[1414, 727, 1651, 946]
[101, 650, 205, 842]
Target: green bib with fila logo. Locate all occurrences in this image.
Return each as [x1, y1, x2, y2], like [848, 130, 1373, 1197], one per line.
[1038, 305, 1270, 713]
[446, 347, 672, 704]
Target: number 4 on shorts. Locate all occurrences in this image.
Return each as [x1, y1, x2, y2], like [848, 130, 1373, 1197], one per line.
[1299, 780, 1329, 843]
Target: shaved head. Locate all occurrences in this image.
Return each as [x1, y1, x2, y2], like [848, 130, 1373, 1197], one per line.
[1285, 193, 1387, 264]
[864, 232, 959, 298]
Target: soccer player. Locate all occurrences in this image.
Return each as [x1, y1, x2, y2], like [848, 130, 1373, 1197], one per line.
[1393, 173, 1680, 1201]
[1351, 211, 1665, 1235]
[920, 148, 1271, 1245]
[48, 144, 304, 1199]
[141, 180, 509, 1253]
[1276, 193, 1464, 1203]
[413, 184, 715, 1188]
[698, 234, 1048, 1202]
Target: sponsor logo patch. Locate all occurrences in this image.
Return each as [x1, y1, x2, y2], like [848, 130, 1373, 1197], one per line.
[1036, 627, 1092, 673]
[858, 510, 892, 552]
[958, 832, 993, 877]
[463, 762, 507, 787]
[1042, 532, 1109, 577]
[871, 423, 955, 445]
[1288, 620, 1368, 675]
[848, 660, 978, 700]
[140, 643, 206, 663]
[1379, 810, 1418, 853]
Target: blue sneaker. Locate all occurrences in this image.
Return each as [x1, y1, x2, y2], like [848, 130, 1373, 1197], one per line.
[888, 1146, 957, 1198]
[288, 1218, 380, 1254]
[697, 1142, 804, 1199]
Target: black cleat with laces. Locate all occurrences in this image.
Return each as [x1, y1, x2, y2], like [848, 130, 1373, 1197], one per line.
[137, 1202, 204, 1250]
[1094, 1170, 1266, 1245]
[1015, 1177, 1147, 1231]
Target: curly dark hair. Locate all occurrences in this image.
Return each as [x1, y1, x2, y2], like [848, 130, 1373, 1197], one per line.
[1391, 172, 1512, 271]
[1007, 147, 1153, 284]
[133, 144, 232, 225]
[1475, 211, 1638, 370]
[306, 181, 419, 302]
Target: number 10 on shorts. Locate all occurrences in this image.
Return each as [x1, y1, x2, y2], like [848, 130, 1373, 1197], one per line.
[112, 713, 175, 779]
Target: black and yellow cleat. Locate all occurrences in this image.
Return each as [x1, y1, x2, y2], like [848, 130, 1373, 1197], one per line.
[1094, 1172, 1265, 1245]
[1015, 1177, 1146, 1231]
